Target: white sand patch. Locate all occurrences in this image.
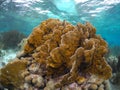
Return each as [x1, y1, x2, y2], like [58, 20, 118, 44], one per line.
[0, 49, 17, 68]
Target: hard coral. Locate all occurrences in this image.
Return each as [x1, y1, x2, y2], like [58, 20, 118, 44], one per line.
[0, 59, 28, 89]
[24, 19, 112, 88]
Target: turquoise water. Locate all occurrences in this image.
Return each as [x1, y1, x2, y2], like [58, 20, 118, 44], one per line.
[0, 0, 120, 46]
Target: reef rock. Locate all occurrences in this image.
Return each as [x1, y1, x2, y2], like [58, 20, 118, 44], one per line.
[0, 19, 112, 90]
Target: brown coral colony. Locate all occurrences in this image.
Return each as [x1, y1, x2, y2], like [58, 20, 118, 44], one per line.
[24, 19, 112, 87]
[0, 19, 112, 90]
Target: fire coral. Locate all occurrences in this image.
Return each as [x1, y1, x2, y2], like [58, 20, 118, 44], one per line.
[24, 19, 112, 87]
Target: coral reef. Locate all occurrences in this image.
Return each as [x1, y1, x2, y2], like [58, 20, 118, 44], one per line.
[24, 19, 112, 84]
[0, 19, 112, 90]
[21, 59, 111, 90]
[0, 59, 28, 89]
[0, 30, 26, 49]
[107, 55, 118, 73]
[117, 55, 120, 72]
[107, 46, 120, 56]
[107, 55, 120, 85]
[110, 72, 120, 85]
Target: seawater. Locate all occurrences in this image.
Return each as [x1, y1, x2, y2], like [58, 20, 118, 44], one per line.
[0, 0, 120, 46]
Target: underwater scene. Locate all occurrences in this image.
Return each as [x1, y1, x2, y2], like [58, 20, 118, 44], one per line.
[0, 0, 120, 90]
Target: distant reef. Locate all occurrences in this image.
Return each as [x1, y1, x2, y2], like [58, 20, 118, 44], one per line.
[0, 30, 26, 50]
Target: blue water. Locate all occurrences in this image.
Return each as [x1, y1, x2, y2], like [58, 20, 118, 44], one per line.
[0, 0, 120, 46]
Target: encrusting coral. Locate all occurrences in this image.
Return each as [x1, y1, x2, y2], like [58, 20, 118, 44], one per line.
[0, 19, 112, 90]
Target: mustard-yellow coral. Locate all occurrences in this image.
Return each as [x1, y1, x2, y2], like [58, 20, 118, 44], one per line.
[0, 59, 28, 89]
[23, 19, 112, 87]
